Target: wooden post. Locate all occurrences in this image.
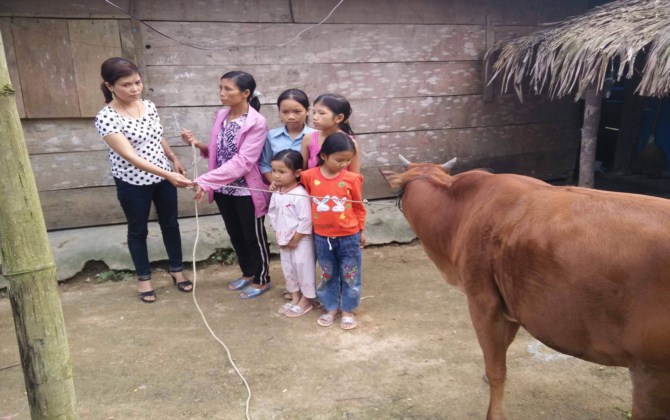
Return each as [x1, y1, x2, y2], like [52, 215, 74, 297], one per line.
[0, 32, 78, 418]
[579, 84, 607, 187]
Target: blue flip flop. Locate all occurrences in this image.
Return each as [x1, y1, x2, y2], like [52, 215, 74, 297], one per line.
[227, 278, 250, 290]
[238, 283, 272, 299]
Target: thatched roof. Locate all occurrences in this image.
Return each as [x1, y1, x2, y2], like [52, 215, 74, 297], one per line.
[487, 0, 670, 100]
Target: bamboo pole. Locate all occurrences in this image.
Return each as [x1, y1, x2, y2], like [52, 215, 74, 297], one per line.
[0, 32, 78, 418]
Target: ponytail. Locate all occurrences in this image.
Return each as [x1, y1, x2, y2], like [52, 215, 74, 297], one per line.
[339, 120, 354, 136]
[249, 95, 261, 112]
[101, 82, 113, 104]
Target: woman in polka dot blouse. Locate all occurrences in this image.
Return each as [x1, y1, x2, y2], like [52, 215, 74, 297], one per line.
[181, 71, 272, 299]
[95, 57, 193, 303]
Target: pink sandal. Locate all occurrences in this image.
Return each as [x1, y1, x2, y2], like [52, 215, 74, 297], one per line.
[340, 315, 357, 330]
[286, 304, 314, 318]
[317, 313, 335, 327]
[278, 303, 294, 314]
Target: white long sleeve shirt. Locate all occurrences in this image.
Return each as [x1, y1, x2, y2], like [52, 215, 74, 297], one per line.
[267, 184, 313, 246]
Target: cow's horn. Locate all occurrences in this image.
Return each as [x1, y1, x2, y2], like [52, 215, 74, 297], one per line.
[399, 154, 411, 167]
[442, 157, 457, 170]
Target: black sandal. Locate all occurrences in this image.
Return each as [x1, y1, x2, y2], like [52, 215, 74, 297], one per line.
[169, 272, 193, 293]
[138, 277, 156, 303]
[138, 289, 156, 303]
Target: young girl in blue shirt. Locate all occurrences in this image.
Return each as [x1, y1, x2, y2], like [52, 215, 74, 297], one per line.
[260, 89, 315, 188]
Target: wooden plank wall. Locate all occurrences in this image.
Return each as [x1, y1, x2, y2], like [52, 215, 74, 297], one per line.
[1, 0, 588, 231]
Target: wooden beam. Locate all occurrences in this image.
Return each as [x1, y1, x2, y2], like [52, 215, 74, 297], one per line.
[148, 62, 484, 107]
[68, 19, 123, 117]
[143, 23, 486, 65]
[12, 18, 80, 117]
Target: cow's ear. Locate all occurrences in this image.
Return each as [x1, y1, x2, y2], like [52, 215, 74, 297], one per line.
[380, 169, 402, 190]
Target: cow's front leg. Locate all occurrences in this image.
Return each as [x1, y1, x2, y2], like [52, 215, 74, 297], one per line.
[630, 364, 670, 419]
[467, 291, 518, 420]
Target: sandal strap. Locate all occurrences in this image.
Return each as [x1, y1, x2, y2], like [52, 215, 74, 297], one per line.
[177, 280, 193, 290]
[138, 289, 156, 303]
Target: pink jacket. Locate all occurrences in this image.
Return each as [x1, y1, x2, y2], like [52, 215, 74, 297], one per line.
[195, 106, 271, 218]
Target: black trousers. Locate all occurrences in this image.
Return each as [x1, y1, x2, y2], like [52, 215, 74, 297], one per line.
[214, 193, 270, 285]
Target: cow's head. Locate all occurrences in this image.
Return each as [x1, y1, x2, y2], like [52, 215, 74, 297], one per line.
[381, 155, 458, 190]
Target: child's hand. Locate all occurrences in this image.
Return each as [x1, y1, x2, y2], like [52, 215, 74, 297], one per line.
[268, 181, 279, 192]
[286, 232, 304, 249]
[359, 231, 366, 248]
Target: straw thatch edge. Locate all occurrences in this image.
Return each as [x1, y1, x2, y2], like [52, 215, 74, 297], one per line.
[487, 0, 670, 100]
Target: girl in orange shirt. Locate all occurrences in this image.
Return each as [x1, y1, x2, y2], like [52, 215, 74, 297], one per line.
[300, 132, 366, 330]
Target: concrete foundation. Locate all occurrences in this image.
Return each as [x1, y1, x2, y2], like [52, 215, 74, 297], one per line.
[42, 198, 414, 282]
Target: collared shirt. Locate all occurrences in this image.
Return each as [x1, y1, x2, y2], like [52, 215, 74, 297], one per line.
[260, 124, 315, 174]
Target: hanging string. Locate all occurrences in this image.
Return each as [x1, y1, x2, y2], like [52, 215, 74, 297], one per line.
[187, 144, 253, 420]
[103, 0, 345, 51]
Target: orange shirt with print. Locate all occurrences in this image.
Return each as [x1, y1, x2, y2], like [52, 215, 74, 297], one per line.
[301, 167, 366, 237]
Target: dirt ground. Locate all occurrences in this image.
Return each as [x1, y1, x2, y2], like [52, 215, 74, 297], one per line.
[1, 243, 631, 419]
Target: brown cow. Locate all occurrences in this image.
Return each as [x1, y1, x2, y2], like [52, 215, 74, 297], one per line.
[382, 156, 670, 420]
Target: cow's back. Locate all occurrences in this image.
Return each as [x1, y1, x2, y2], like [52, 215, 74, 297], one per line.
[461, 175, 670, 367]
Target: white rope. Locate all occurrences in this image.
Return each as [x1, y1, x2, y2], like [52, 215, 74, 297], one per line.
[194, 180, 398, 208]
[188, 144, 253, 420]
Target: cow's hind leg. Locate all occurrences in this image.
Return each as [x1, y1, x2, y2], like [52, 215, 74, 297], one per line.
[467, 293, 519, 420]
[630, 365, 670, 419]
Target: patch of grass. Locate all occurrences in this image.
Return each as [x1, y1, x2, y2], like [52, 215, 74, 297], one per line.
[209, 248, 237, 265]
[95, 270, 132, 283]
[615, 406, 632, 419]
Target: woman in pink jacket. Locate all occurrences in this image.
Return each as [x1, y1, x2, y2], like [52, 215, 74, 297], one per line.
[181, 71, 272, 299]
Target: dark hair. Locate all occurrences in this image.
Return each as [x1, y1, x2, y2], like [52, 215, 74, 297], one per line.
[317, 132, 356, 166]
[277, 88, 310, 110]
[272, 149, 304, 173]
[313, 93, 354, 136]
[100, 57, 140, 103]
[221, 70, 261, 111]
[277, 88, 310, 124]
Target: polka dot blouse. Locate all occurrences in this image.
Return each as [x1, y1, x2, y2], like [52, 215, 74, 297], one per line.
[95, 99, 172, 186]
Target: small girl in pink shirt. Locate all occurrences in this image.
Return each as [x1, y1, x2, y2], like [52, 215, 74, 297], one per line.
[267, 150, 316, 317]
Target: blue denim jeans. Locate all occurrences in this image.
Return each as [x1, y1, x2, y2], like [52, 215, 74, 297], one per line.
[314, 233, 362, 312]
[114, 178, 183, 279]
